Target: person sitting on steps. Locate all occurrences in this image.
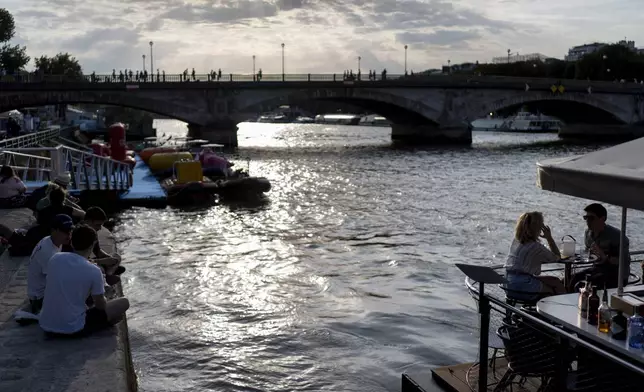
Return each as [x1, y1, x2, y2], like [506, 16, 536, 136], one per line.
[0, 165, 27, 208]
[26, 214, 73, 315]
[62, 207, 124, 285]
[39, 224, 130, 337]
[28, 172, 82, 212]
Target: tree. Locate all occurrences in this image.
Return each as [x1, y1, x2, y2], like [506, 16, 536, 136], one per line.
[0, 8, 15, 43]
[0, 8, 29, 74]
[34, 52, 83, 78]
[0, 43, 29, 73]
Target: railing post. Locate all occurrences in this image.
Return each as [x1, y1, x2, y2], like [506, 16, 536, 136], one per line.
[50, 146, 65, 180]
[333, 74, 336, 82]
[308, 73, 311, 82]
[477, 282, 490, 392]
[552, 336, 569, 391]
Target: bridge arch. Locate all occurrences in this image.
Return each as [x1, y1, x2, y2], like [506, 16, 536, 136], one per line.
[476, 93, 629, 124]
[0, 91, 201, 124]
[236, 88, 443, 126]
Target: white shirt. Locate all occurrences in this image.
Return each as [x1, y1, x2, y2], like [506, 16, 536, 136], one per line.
[27, 236, 61, 299]
[504, 239, 559, 276]
[39, 252, 105, 334]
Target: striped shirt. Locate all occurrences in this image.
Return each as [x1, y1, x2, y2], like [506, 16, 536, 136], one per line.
[504, 239, 559, 276]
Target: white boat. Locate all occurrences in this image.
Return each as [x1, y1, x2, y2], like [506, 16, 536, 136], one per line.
[314, 114, 361, 125]
[359, 114, 391, 127]
[471, 110, 563, 133]
[504, 111, 563, 133]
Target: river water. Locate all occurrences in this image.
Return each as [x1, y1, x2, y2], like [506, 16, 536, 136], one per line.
[114, 121, 644, 392]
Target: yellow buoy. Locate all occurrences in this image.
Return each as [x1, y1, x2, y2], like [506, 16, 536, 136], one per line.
[149, 152, 194, 172]
[175, 161, 203, 184]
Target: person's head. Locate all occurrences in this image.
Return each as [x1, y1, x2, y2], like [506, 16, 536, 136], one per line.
[48, 186, 66, 207]
[53, 172, 71, 189]
[583, 203, 607, 232]
[514, 211, 545, 244]
[70, 224, 97, 257]
[50, 214, 73, 246]
[0, 165, 14, 182]
[85, 207, 107, 231]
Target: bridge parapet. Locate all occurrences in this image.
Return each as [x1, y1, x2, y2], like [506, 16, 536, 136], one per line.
[0, 145, 132, 191]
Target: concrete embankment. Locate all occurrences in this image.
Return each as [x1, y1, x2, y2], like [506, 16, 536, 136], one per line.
[0, 208, 136, 392]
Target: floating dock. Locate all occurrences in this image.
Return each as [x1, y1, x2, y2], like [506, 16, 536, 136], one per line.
[118, 155, 168, 208]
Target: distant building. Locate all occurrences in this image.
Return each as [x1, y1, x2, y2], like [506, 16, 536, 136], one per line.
[565, 40, 638, 61]
[492, 53, 550, 64]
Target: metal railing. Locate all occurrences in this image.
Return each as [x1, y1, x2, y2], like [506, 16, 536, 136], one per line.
[465, 261, 644, 391]
[2, 73, 644, 88]
[0, 128, 61, 149]
[0, 145, 132, 191]
[0, 150, 52, 183]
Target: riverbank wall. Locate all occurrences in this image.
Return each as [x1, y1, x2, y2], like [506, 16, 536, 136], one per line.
[0, 208, 137, 392]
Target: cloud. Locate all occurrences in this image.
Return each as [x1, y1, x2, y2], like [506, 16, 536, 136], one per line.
[3, 0, 643, 75]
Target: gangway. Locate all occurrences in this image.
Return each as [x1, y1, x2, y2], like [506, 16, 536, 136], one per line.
[0, 128, 61, 149]
[0, 145, 132, 191]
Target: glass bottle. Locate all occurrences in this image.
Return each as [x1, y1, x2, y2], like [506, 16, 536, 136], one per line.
[598, 287, 611, 333]
[587, 286, 600, 326]
[627, 309, 644, 349]
[578, 275, 591, 319]
[611, 311, 627, 340]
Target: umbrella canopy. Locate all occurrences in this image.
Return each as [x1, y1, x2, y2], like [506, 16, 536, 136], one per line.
[537, 137, 644, 212]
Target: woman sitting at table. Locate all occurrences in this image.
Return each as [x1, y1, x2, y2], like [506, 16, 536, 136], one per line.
[504, 211, 566, 300]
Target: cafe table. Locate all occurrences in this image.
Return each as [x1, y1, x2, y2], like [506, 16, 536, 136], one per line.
[549, 253, 599, 288]
[536, 286, 644, 366]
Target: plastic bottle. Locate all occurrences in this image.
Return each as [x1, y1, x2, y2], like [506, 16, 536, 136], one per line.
[627, 310, 644, 349]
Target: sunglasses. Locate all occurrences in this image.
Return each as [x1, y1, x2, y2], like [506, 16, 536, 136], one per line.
[583, 215, 597, 221]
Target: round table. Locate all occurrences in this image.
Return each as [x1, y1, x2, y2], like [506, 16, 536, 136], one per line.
[557, 253, 599, 288]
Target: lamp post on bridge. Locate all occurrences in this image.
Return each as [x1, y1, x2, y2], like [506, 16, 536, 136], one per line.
[142, 54, 146, 72]
[358, 56, 361, 78]
[281, 43, 285, 81]
[507, 49, 511, 64]
[404, 45, 408, 74]
[253, 55, 256, 79]
[149, 41, 154, 75]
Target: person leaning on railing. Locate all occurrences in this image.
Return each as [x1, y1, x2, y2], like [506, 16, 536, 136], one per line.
[503, 211, 567, 300]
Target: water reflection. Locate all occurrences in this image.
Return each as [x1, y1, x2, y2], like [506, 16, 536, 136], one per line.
[117, 121, 643, 392]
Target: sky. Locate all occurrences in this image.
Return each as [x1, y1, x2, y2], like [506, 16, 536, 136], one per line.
[4, 0, 643, 75]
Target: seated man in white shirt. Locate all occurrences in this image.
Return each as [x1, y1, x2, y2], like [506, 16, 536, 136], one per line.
[26, 214, 73, 314]
[39, 225, 130, 337]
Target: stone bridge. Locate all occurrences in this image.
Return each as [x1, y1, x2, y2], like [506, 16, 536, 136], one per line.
[1, 75, 644, 146]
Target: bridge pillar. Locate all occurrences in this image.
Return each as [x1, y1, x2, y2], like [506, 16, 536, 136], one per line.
[390, 124, 472, 145]
[187, 122, 238, 148]
[559, 124, 644, 142]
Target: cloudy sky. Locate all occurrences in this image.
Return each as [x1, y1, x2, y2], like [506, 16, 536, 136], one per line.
[4, 0, 642, 75]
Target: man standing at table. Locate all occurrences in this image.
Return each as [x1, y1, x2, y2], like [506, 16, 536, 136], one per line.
[569, 203, 630, 291]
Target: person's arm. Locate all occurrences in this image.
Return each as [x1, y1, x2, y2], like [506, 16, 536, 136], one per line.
[90, 268, 107, 310]
[15, 178, 27, 194]
[70, 207, 85, 219]
[540, 225, 561, 258]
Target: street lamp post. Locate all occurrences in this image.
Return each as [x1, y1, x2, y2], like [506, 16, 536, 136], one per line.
[281, 43, 285, 81]
[142, 54, 146, 72]
[404, 45, 408, 74]
[447, 59, 451, 74]
[507, 49, 511, 64]
[358, 56, 361, 75]
[149, 41, 154, 74]
[253, 55, 256, 78]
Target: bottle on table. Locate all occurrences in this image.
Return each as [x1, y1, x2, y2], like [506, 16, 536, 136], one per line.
[587, 286, 600, 326]
[598, 286, 611, 333]
[627, 308, 644, 349]
[611, 310, 627, 340]
[578, 275, 591, 319]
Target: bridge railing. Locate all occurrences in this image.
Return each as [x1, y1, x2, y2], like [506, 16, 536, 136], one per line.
[0, 128, 61, 149]
[0, 145, 132, 191]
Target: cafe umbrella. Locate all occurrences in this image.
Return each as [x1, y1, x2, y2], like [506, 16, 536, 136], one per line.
[536, 137, 644, 296]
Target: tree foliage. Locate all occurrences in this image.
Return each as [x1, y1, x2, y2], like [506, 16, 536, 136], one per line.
[446, 44, 644, 82]
[0, 8, 15, 43]
[34, 52, 83, 78]
[0, 8, 29, 73]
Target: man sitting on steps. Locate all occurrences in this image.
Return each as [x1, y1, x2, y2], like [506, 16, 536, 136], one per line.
[26, 214, 73, 315]
[39, 225, 130, 337]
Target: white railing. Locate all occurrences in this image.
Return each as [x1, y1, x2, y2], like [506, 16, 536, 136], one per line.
[0, 150, 52, 183]
[0, 128, 61, 149]
[0, 145, 132, 191]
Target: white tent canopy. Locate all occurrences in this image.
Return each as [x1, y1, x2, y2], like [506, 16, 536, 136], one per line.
[537, 137, 644, 212]
[537, 137, 644, 295]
